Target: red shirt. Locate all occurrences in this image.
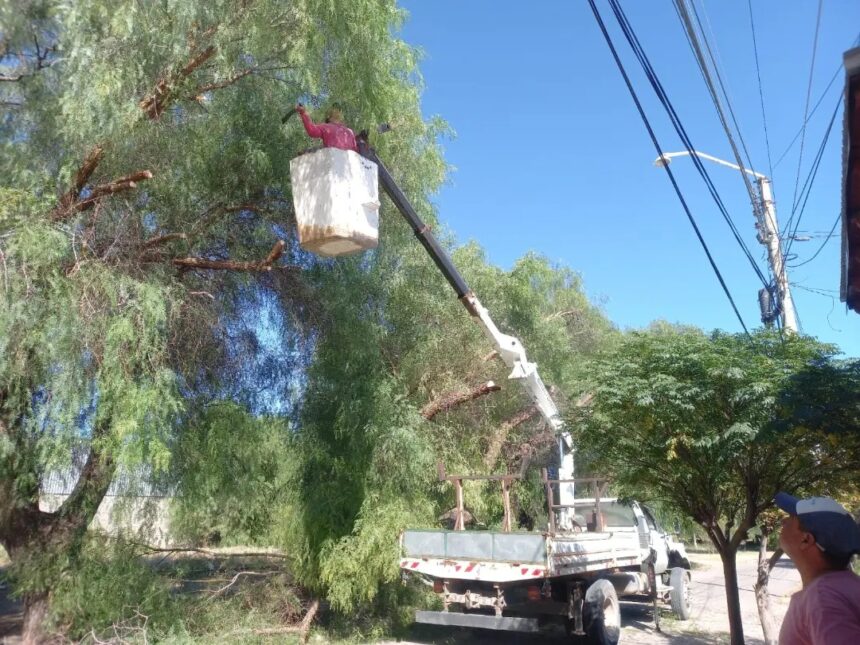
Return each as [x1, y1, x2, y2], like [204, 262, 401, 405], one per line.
[299, 111, 358, 152]
[779, 570, 860, 644]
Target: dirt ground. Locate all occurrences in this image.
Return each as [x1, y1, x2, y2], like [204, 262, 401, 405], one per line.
[380, 551, 801, 645]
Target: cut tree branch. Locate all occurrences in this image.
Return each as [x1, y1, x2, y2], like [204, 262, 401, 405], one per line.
[421, 381, 501, 421]
[227, 597, 319, 644]
[54, 145, 104, 215]
[51, 169, 152, 221]
[208, 571, 277, 599]
[171, 240, 289, 272]
[191, 67, 254, 98]
[132, 543, 288, 560]
[484, 405, 540, 471]
[141, 233, 188, 250]
[141, 45, 217, 119]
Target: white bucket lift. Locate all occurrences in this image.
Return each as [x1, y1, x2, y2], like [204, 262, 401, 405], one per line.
[289, 148, 380, 257]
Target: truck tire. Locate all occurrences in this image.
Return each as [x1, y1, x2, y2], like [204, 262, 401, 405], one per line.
[670, 567, 691, 620]
[582, 579, 620, 645]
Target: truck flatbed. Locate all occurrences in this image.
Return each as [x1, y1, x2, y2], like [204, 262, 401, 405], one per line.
[401, 527, 643, 584]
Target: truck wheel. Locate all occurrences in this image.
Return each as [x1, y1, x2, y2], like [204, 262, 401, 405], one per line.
[582, 579, 620, 645]
[670, 567, 692, 620]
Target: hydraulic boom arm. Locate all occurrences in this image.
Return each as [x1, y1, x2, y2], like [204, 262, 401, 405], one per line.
[359, 143, 575, 518]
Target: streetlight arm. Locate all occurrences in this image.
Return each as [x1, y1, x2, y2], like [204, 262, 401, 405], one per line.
[654, 150, 767, 180]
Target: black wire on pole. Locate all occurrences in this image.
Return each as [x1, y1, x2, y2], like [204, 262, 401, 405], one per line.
[688, 0, 758, 177]
[604, 0, 770, 290]
[584, 0, 751, 336]
[674, 0, 764, 246]
[789, 212, 841, 269]
[747, 0, 775, 185]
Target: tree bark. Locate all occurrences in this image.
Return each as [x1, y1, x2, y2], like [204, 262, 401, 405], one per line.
[754, 528, 784, 645]
[0, 420, 116, 643]
[420, 381, 501, 421]
[483, 405, 539, 471]
[719, 547, 745, 645]
[21, 591, 50, 645]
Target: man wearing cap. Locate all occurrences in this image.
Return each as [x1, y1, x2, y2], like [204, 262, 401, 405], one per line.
[775, 492, 860, 644]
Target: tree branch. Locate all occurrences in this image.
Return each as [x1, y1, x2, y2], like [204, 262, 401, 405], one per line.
[141, 232, 188, 250]
[191, 68, 254, 98]
[51, 169, 153, 221]
[53, 145, 105, 215]
[140, 45, 217, 119]
[171, 240, 290, 272]
[54, 419, 115, 539]
[421, 381, 501, 421]
[133, 543, 288, 560]
[207, 571, 277, 599]
[484, 405, 539, 471]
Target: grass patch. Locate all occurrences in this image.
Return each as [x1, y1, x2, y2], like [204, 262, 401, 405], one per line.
[0, 546, 8, 567]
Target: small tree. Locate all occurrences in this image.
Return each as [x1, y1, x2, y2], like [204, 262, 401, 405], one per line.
[580, 328, 860, 645]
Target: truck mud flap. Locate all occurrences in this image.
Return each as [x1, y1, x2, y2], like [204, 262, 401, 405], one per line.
[415, 610, 540, 632]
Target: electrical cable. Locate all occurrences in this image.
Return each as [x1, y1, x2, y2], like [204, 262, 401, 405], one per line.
[612, 1, 768, 286]
[673, 0, 763, 227]
[789, 212, 841, 269]
[772, 55, 850, 169]
[784, 94, 841, 262]
[605, 0, 770, 290]
[747, 0, 775, 185]
[790, 0, 824, 216]
[585, 0, 751, 335]
[689, 0, 758, 177]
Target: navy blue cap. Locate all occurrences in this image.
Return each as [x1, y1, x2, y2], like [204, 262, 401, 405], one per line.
[775, 493, 860, 557]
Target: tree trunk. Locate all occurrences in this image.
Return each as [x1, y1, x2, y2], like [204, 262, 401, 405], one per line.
[718, 547, 745, 645]
[754, 528, 783, 645]
[21, 591, 50, 645]
[1, 421, 115, 643]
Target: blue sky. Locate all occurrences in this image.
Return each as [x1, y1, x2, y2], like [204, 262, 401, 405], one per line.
[398, 1, 860, 357]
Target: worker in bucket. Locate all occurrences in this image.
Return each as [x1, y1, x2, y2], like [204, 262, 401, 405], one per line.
[296, 104, 358, 152]
[775, 492, 860, 644]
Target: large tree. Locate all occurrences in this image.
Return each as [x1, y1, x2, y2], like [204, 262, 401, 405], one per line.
[580, 328, 860, 645]
[0, 0, 446, 640]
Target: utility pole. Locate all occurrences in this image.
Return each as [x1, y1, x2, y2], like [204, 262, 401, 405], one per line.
[654, 150, 798, 333]
[755, 177, 798, 332]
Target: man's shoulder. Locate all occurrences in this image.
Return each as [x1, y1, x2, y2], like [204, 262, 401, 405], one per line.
[811, 571, 860, 606]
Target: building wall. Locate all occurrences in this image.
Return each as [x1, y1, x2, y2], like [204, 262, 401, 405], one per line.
[39, 494, 174, 547]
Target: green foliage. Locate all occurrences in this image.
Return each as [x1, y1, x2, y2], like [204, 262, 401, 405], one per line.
[170, 403, 293, 546]
[581, 328, 860, 543]
[1, 0, 618, 632]
[10, 535, 180, 641]
[168, 569, 304, 645]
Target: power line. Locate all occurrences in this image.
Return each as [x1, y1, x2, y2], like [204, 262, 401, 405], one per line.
[673, 0, 762, 225]
[609, 0, 769, 290]
[773, 61, 843, 169]
[747, 0, 775, 184]
[789, 212, 840, 269]
[584, 0, 751, 335]
[689, 0, 757, 176]
[783, 93, 841, 262]
[790, 0, 824, 216]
